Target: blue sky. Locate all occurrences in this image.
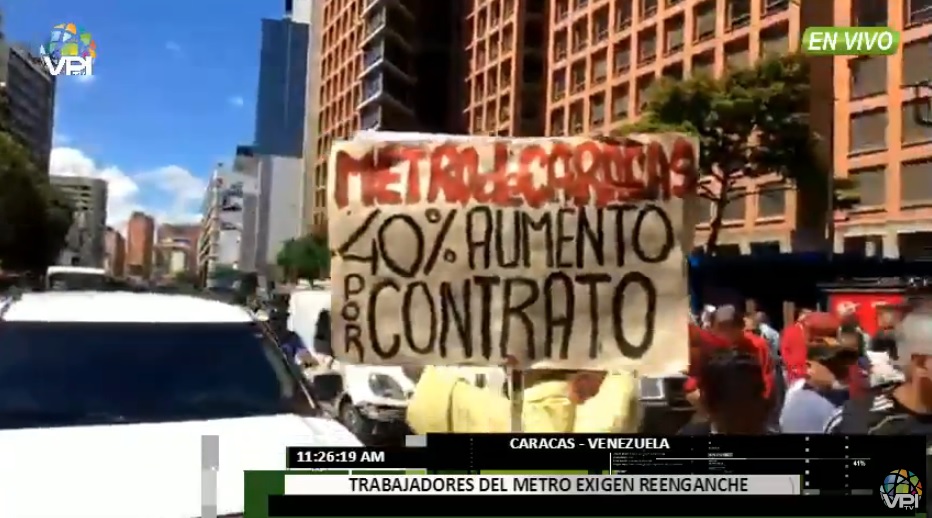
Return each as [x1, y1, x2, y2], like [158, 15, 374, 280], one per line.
[3, 0, 285, 227]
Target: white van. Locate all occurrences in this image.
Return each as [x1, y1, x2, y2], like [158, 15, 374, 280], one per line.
[288, 286, 414, 444]
[46, 266, 108, 291]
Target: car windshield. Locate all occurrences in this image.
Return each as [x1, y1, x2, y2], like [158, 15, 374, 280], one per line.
[46, 273, 107, 291]
[0, 321, 317, 429]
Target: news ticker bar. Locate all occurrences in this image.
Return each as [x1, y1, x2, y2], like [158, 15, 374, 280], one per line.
[283, 474, 800, 495]
[285, 433, 924, 477]
[246, 470, 913, 517]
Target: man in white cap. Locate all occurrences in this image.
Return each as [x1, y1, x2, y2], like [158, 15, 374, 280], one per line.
[826, 306, 932, 435]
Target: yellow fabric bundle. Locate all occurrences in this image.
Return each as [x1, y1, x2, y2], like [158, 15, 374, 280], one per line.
[406, 367, 641, 433]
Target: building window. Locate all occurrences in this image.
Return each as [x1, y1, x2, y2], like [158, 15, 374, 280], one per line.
[849, 56, 887, 99]
[691, 51, 714, 77]
[554, 30, 568, 61]
[662, 62, 684, 80]
[592, 50, 608, 84]
[902, 38, 932, 87]
[590, 93, 606, 126]
[636, 74, 654, 112]
[762, 0, 790, 16]
[593, 6, 610, 43]
[849, 166, 887, 208]
[757, 187, 786, 218]
[614, 0, 633, 30]
[640, 0, 658, 19]
[721, 188, 747, 221]
[852, 0, 887, 26]
[570, 60, 586, 92]
[572, 19, 589, 52]
[551, 68, 567, 100]
[760, 23, 789, 56]
[694, 1, 717, 41]
[569, 101, 584, 134]
[750, 242, 781, 255]
[843, 236, 874, 256]
[725, 39, 750, 70]
[726, 0, 751, 31]
[848, 109, 887, 154]
[556, 0, 569, 20]
[612, 84, 630, 118]
[550, 108, 566, 135]
[638, 28, 657, 64]
[901, 100, 932, 145]
[716, 244, 742, 256]
[664, 16, 685, 55]
[901, 158, 932, 204]
[906, 0, 932, 26]
[613, 39, 631, 73]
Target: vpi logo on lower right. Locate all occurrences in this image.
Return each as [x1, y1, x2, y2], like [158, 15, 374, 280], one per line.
[881, 469, 923, 510]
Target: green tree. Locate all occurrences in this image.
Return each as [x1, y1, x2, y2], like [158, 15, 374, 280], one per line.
[209, 264, 239, 282]
[0, 90, 73, 271]
[614, 53, 827, 252]
[172, 270, 201, 288]
[276, 233, 329, 280]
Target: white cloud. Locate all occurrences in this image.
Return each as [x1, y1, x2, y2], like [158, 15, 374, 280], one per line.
[49, 147, 206, 231]
[75, 74, 95, 84]
[228, 95, 244, 107]
[165, 41, 182, 53]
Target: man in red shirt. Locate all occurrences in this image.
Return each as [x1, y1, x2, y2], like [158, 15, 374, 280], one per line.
[685, 305, 775, 412]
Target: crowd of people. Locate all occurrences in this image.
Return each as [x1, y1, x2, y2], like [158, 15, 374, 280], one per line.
[262, 281, 932, 440]
[684, 300, 932, 436]
[397, 298, 932, 440]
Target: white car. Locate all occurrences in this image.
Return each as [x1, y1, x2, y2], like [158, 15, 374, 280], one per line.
[0, 291, 362, 518]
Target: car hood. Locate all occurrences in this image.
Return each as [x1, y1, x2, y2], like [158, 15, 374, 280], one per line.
[0, 414, 361, 518]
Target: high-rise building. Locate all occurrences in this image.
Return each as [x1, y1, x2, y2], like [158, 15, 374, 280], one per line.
[104, 227, 126, 277]
[256, 154, 304, 274]
[463, 0, 548, 136]
[154, 223, 200, 278]
[0, 43, 56, 172]
[197, 158, 261, 281]
[544, 0, 800, 253]
[50, 175, 107, 267]
[254, 4, 310, 158]
[833, 0, 932, 259]
[541, 0, 932, 258]
[303, 1, 324, 230]
[309, 0, 466, 231]
[125, 212, 155, 279]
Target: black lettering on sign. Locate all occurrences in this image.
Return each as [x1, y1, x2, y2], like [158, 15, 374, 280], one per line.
[333, 204, 676, 363]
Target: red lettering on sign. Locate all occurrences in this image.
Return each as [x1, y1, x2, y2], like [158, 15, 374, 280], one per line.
[332, 138, 697, 208]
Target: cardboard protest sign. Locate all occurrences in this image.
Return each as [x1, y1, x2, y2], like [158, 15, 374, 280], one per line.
[327, 134, 699, 375]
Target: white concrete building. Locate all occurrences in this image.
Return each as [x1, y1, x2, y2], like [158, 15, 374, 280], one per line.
[50, 175, 108, 267]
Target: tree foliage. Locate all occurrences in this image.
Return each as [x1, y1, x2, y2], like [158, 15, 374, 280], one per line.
[171, 270, 201, 288]
[0, 126, 73, 271]
[613, 53, 828, 251]
[276, 234, 329, 280]
[209, 264, 239, 281]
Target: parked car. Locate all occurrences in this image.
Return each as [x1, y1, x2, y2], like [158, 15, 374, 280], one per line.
[0, 290, 361, 518]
